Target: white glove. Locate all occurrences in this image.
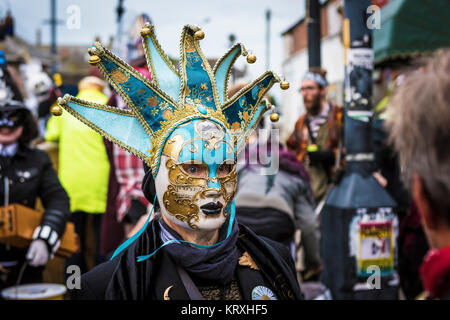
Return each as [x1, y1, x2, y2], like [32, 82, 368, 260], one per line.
[31, 225, 61, 258]
[26, 239, 49, 267]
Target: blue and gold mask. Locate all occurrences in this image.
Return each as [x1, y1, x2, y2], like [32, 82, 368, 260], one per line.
[55, 23, 286, 258]
[156, 118, 236, 229]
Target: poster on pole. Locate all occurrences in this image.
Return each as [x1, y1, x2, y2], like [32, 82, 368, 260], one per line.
[358, 220, 394, 276]
[346, 48, 374, 118]
[349, 207, 398, 278]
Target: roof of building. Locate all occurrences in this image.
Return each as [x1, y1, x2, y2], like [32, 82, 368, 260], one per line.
[281, 0, 330, 36]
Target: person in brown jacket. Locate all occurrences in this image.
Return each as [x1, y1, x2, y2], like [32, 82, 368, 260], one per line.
[287, 68, 343, 203]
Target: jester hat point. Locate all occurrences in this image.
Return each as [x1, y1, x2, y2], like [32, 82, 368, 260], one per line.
[57, 23, 283, 176]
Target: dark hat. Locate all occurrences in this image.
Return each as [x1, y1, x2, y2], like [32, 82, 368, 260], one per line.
[0, 99, 28, 113]
[142, 162, 160, 211]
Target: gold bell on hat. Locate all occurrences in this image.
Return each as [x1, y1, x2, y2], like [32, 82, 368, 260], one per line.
[140, 26, 152, 37]
[194, 30, 205, 40]
[247, 53, 256, 64]
[268, 103, 279, 122]
[270, 112, 279, 122]
[50, 105, 63, 116]
[89, 55, 101, 65]
[280, 80, 290, 90]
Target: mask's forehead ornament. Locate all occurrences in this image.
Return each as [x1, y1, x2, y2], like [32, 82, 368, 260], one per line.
[55, 23, 286, 178]
[196, 120, 224, 143]
[162, 119, 234, 164]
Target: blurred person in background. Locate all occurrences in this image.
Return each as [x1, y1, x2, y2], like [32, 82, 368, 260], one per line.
[45, 76, 110, 275]
[0, 99, 70, 291]
[372, 66, 425, 300]
[287, 68, 343, 204]
[228, 83, 321, 283]
[235, 130, 321, 282]
[0, 50, 23, 103]
[385, 49, 450, 300]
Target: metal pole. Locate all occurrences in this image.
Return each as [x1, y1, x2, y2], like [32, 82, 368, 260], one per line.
[320, 0, 398, 300]
[307, 0, 321, 68]
[50, 0, 57, 73]
[116, 0, 125, 55]
[265, 9, 271, 70]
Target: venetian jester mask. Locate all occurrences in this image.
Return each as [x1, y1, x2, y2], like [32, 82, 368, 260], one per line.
[56, 23, 284, 232]
[156, 118, 236, 230]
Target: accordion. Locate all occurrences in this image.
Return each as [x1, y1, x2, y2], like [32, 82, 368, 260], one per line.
[0, 204, 79, 257]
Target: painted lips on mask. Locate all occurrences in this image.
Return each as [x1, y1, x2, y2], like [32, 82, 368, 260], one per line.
[200, 201, 224, 216]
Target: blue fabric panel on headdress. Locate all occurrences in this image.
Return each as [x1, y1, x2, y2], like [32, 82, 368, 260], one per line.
[182, 35, 217, 111]
[66, 100, 151, 159]
[235, 104, 266, 153]
[101, 58, 177, 132]
[214, 45, 242, 105]
[144, 36, 180, 102]
[221, 73, 274, 132]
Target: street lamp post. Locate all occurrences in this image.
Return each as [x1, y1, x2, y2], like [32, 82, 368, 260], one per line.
[115, 0, 125, 54]
[320, 0, 399, 300]
[307, 0, 321, 68]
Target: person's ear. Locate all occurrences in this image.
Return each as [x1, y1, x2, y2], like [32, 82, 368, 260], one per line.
[412, 173, 437, 230]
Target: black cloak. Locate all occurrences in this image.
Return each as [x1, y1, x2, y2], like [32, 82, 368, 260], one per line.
[70, 217, 303, 300]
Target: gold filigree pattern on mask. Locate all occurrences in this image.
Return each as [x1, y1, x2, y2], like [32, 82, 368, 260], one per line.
[163, 184, 200, 229]
[218, 169, 237, 206]
[163, 134, 185, 160]
[162, 157, 237, 226]
[166, 158, 206, 186]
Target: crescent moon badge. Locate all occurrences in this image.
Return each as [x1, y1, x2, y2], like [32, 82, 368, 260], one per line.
[164, 285, 173, 300]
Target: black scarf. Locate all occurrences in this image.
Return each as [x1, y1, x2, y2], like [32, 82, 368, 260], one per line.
[158, 216, 240, 286]
[103, 217, 303, 300]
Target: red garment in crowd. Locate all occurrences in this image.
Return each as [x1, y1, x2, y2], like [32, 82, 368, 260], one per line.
[420, 246, 450, 299]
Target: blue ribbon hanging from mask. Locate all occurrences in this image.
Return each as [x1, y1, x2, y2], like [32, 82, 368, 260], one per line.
[109, 195, 237, 263]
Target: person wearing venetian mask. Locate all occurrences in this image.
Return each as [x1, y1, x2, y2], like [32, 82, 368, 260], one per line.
[59, 24, 302, 300]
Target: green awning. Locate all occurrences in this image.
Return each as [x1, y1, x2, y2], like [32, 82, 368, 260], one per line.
[374, 0, 450, 64]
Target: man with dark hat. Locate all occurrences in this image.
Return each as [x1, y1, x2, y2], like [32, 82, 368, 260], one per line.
[0, 97, 70, 290]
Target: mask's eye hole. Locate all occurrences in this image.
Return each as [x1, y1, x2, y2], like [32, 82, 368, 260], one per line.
[181, 163, 208, 178]
[217, 162, 234, 178]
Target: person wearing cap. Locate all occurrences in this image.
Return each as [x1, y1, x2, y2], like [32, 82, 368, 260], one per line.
[287, 67, 343, 203]
[0, 99, 70, 290]
[45, 76, 110, 276]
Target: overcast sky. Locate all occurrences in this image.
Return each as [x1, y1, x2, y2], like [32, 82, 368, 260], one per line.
[7, 0, 306, 99]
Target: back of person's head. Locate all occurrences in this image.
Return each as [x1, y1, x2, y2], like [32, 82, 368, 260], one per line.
[386, 48, 450, 226]
[78, 76, 106, 92]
